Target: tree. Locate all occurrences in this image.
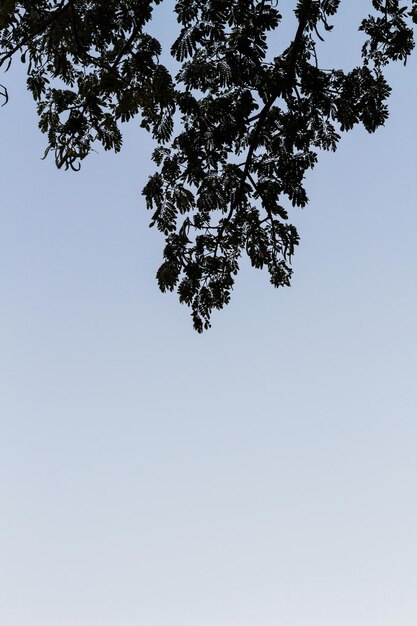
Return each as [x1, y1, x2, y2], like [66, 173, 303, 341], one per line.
[1, 1, 416, 331]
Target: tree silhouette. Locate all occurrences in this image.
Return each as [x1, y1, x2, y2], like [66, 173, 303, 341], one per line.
[1, 0, 416, 330]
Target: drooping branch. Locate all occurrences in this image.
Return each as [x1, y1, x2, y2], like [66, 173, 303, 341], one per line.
[213, 1, 311, 258]
[2, 0, 415, 331]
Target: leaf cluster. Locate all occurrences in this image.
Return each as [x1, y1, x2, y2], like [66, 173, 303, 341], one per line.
[1, 0, 416, 329]
[1, 1, 174, 168]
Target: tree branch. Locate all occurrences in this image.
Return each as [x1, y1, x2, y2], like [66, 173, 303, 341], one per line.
[0, 0, 77, 68]
[213, 1, 311, 259]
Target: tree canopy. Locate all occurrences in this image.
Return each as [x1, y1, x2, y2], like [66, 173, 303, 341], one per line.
[1, 0, 416, 330]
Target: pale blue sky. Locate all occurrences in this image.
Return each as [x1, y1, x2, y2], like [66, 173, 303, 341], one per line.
[1, 3, 416, 626]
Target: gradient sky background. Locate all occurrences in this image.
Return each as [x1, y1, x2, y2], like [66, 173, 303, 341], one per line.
[1, 3, 416, 626]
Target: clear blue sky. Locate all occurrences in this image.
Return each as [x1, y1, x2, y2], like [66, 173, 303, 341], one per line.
[1, 3, 416, 626]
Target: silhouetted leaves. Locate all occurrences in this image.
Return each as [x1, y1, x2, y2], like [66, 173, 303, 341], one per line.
[1, 0, 416, 329]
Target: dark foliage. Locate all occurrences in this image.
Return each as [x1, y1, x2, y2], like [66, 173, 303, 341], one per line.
[1, 1, 416, 330]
